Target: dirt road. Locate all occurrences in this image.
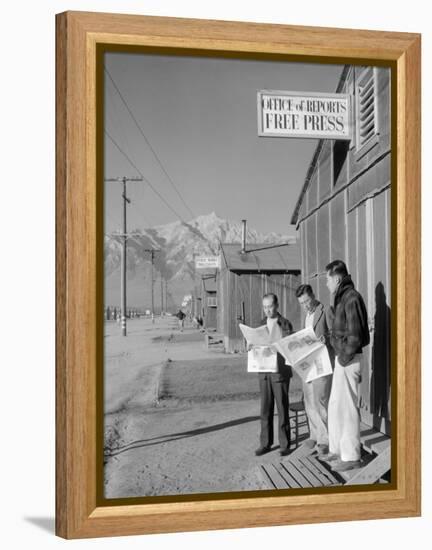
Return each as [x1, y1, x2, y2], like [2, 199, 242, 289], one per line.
[104, 316, 303, 498]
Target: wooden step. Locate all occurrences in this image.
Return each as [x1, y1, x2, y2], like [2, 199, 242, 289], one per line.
[344, 445, 391, 485]
[258, 453, 341, 489]
[360, 422, 391, 454]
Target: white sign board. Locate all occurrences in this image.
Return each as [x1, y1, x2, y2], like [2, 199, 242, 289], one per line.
[195, 256, 220, 269]
[257, 90, 352, 140]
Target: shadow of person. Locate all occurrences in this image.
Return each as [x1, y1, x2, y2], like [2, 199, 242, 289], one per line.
[23, 517, 55, 534]
[370, 282, 391, 432]
[106, 415, 260, 458]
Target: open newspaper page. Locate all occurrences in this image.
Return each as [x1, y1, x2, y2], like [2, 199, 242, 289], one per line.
[239, 324, 278, 373]
[238, 323, 270, 346]
[247, 346, 278, 373]
[273, 327, 332, 382]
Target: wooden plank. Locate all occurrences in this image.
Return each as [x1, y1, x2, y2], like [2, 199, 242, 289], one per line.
[264, 463, 298, 489]
[345, 446, 391, 485]
[306, 215, 317, 277]
[271, 463, 302, 488]
[359, 422, 391, 454]
[288, 443, 316, 460]
[330, 190, 346, 261]
[299, 456, 337, 486]
[334, 452, 374, 484]
[287, 457, 323, 487]
[280, 461, 313, 488]
[307, 456, 341, 484]
[363, 435, 391, 455]
[258, 464, 277, 489]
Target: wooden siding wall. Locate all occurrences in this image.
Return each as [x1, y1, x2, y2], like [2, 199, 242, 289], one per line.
[203, 292, 217, 329]
[296, 66, 391, 434]
[217, 271, 301, 353]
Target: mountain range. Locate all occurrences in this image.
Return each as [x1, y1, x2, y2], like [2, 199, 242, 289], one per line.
[104, 212, 295, 309]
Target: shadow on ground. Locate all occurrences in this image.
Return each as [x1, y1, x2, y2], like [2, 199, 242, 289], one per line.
[107, 414, 260, 457]
[24, 517, 55, 534]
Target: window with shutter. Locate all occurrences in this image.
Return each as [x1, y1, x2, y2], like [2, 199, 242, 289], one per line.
[355, 67, 379, 156]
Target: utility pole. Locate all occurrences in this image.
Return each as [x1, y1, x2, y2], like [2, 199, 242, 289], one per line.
[160, 274, 164, 317]
[165, 279, 169, 313]
[144, 248, 160, 323]
[105, 176, 143, 336]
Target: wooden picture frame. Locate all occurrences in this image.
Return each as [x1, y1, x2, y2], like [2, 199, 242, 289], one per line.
[56, 11, 421, 539]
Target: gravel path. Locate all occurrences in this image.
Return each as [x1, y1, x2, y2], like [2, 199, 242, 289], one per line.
[104, 317, 304, 498]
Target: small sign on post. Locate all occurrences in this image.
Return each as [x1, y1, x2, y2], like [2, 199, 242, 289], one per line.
[257, 89, 352, 140]
[195, 256, 221, 269]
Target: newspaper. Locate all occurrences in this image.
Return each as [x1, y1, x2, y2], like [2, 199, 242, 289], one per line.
[273, 326, 332, 383]
[247, 346, 278, 373]
[238, 323, 270, 346]
[239, 323, 332, 380]
[239, 323, 277, 372]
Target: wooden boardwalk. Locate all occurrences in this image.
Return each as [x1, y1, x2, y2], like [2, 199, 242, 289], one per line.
[259, 453, 340, 489]
[258, 423, 391, 489]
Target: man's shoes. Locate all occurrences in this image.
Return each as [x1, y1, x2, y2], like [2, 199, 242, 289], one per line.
[255, 446, 271, 456]
[279, 448, 291, 457]
[319, 452, 339, 462]
[302, 439, 317, 449]
[316, 444, 329, 456]
[331, 460, 362, 472]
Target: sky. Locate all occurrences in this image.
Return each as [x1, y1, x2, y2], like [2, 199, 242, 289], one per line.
[104, 53, 344, 236]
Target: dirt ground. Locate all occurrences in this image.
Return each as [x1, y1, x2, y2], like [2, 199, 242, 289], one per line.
[104, 316, 304, 499]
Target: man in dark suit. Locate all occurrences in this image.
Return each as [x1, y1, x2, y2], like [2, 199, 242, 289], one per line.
[254, 293, 294, 457]
[296, 284, 334, 456]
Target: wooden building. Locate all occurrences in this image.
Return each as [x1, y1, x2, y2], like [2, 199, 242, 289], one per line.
[217, 242, 301, 353]
[291, 65, 391, 435]
[201, 274, 217, 330]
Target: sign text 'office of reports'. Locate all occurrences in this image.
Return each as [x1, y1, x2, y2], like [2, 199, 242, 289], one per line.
[257, 90, 352, 140]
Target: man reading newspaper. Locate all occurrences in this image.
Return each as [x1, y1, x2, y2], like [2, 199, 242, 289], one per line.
[295, 284, 334, 457]
[242, 293, 294, 457]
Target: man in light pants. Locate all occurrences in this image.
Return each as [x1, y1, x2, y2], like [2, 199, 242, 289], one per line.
[324, 260, 370, 472]
[295, 284, 334, 456]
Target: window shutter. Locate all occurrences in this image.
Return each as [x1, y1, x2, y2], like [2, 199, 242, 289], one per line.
[356, 67, 378, 151]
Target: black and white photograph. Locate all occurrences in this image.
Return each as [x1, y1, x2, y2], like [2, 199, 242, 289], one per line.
[102, 52, 392, 499]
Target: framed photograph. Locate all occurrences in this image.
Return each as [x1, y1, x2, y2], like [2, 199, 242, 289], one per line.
[56, 11, 421, 539]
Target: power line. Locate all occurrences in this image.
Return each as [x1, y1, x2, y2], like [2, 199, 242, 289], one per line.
[105, 66, 196, 220]
[105, 127, 220, 257]
[105, 129, 187, 223]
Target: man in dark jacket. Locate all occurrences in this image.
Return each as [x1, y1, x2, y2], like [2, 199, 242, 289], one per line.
[254, 293, 294, 457]
[324, 260, 370, 472]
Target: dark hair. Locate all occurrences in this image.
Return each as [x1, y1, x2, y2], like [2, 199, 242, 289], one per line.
[295, 284, 314, 298]
[262, 293, 278, 305]
[325, 259, 348, 278]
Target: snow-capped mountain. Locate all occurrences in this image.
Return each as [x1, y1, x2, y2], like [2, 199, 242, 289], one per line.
[104, 212, 295, 309]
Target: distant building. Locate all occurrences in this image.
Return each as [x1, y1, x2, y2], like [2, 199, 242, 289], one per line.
[291, 65, 391, 435]
[201, 274, 217, 330]
[217, 242, 301, 353]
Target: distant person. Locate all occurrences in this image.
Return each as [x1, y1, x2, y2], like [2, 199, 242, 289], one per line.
[193, 315, 204, 330]
[295, 284, 334, 456]
[176, 309, 186, 331]
[254, 293, 294, 457]
[324, 260, 370, 472]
